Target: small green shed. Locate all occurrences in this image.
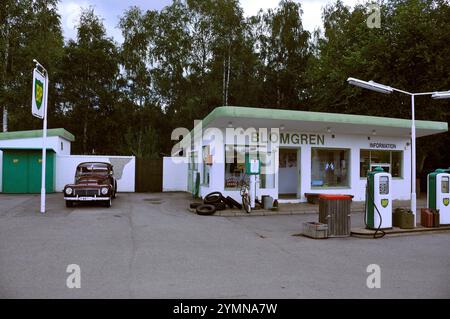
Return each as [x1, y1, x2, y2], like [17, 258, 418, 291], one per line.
[0, 128, 74, 194]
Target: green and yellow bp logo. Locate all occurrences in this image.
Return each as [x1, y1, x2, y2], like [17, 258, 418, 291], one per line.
[381, 199, 389, 208]
[35, 79, 43, 109]
[444, 198, 449, 206]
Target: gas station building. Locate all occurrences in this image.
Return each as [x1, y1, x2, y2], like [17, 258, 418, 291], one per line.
[163, 106, 448, 203]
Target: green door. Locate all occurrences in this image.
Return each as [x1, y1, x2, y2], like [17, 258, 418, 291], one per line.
[2, 150, 55, 193]
[27, 151, 54, 193]
[3, 152, 28, 193]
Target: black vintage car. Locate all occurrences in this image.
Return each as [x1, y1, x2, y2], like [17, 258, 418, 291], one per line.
[63, 162, 117, 208]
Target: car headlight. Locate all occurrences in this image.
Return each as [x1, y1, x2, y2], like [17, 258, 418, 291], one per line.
[65, 187, 73, 195]
[101, 187, 109, 195]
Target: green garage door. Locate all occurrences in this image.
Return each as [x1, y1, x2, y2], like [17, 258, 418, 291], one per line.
[2, 150, 55, 193]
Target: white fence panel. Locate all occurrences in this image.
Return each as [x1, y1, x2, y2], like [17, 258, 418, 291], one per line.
[56, 155, 135, 192]
[163, 157, 188, 192]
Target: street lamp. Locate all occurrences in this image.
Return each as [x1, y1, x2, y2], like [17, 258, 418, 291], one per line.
[432, 91, 450, 100]
[347, 77, 450, 227]
[347, 78, 394, 94]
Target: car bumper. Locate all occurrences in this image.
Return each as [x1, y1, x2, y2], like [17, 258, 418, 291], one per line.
[64, 196, 110, 201]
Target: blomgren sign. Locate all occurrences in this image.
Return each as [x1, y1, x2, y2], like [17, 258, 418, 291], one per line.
[251, 132, 325, 146]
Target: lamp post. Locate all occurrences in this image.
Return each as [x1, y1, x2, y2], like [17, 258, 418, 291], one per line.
[347, 77, 450, 226]
[32, 59, 49, 214]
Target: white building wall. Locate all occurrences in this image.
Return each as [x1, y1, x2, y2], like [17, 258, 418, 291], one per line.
[292, 132, 411, 202]
[56, 155, 135, 192]
[188, 128, 412, 202]
[163, 157, 188, 191]
[0, 136, 69, 155]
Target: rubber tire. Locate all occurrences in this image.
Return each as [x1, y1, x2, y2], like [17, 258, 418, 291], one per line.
[66, 200, 74, 208]
[222, 196, 234, 208]
[190, 202, 202, 209]
[196, 204, 216, 216]
[104, 198, 112, 208]
[214, 201, 226, 211]
[204, 192, 223, 205]
[225, 196, 242, 209]
[112, 181, 117, 199]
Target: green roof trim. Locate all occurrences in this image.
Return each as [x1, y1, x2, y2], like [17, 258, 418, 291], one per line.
[202, 106, 448, 132]
[0, 128, 75, 142]
[0, 147, 56, 151]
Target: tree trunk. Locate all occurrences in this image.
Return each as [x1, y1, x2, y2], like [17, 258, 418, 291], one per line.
[2, 107, 7, 132]
[225, 44, 231, 107]
[222, 58, 226, 106]
[83, 114, 88, 154]
[2, 21, 10, 132]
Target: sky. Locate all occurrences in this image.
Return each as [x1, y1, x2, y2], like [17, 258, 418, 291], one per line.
[58, 0, 363, 43]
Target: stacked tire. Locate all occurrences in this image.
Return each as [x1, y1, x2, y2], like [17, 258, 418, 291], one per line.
[191, 192, 242, 216]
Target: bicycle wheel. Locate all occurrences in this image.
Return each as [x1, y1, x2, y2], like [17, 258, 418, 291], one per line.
[242, 195, 251, 214]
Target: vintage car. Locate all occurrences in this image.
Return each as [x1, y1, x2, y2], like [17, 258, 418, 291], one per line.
[63, 162, 117, 208]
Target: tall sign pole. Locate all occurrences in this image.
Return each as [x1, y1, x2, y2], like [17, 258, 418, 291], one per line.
[32, 59, 48, 214]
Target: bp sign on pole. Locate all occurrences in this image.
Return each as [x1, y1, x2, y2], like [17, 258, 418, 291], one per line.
[32, 60, 49, 214]
[32, 68, 46, 119]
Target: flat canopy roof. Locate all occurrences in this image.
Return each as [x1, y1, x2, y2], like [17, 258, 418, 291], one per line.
[200, 106, 448, 138]
[0, 128, 75, 142]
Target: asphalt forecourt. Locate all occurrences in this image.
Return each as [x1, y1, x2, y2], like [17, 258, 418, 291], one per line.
[0, 192, 449, 298]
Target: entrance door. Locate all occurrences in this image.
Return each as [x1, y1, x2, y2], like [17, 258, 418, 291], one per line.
[279, 148, 300, 198]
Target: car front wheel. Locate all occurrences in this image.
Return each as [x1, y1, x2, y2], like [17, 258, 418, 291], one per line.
[104, 198, 112, 208]
[66, 200, 74, 208]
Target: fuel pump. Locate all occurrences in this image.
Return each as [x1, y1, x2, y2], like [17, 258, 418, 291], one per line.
[427, 169, 450, 225]
[365, 167, 392, 232]
[245, 154, 260, 209]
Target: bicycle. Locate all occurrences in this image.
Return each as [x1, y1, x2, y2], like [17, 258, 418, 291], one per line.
[239, 176, 251, 214]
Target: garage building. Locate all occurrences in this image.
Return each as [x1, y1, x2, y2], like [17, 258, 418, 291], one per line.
[0, 128, 74, 193]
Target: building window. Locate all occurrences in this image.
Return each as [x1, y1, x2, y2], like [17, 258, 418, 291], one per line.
[224, 145, 275, 189]
[225, 145, 246, 189]
[311, 148, 350, 188]
[360, 150, 402, 178]
[202, 146, 210, 186]
[61, 142, 64, 151]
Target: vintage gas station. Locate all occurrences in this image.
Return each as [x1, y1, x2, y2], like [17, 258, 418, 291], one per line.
[163, 106, 449, 232]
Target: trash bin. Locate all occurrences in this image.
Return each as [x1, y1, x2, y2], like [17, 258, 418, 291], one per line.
[262, 195, 273, 209]
[319, 194, 352, 237]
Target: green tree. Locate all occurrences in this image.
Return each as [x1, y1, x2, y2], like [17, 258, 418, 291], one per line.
[58, 8, 120, 154]
[251, 0, 311, 108]
[0, 0, 63, 131]
[307, 0, 450, 173]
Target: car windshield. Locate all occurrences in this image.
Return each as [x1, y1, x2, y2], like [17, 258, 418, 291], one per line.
[77, 164, 110, 175]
